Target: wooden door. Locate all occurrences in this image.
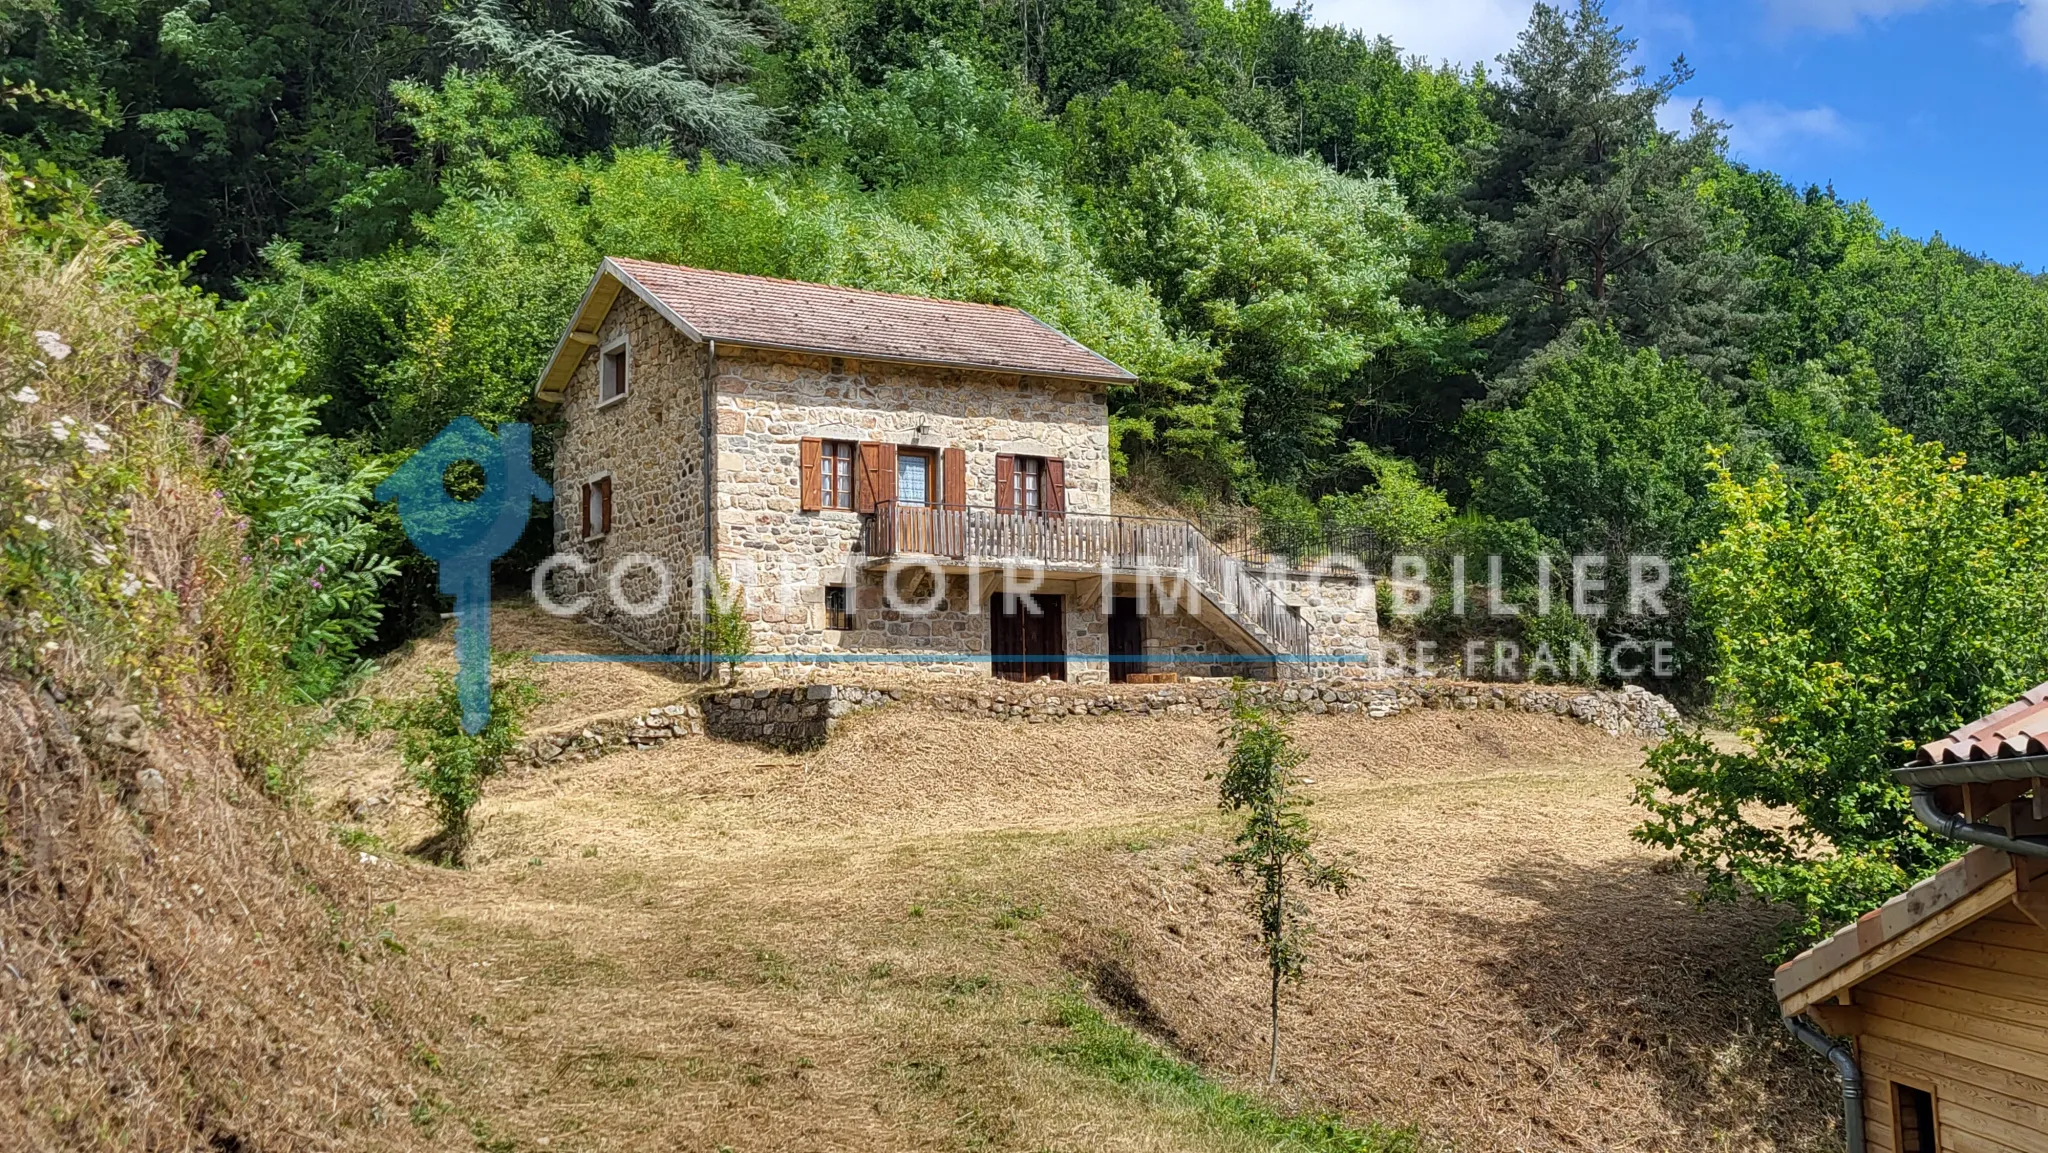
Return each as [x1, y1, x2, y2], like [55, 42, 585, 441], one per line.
[1108, 595, 1144, 683]
[990, 594, 1066, 682]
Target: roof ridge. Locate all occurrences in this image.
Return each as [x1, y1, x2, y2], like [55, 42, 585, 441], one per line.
[607, 257, 1033, 318]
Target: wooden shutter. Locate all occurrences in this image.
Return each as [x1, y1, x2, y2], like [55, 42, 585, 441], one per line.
[581, 481, 594, 538]
[856, 441, 883, 513]
[855, 442, 899, 512]
[1044, 457, 1066, 515]
[941, 447, 966, 510]
[994, 453, 1015, 513]
[799, 438, 823, 512]
[598, 476, 613, 535]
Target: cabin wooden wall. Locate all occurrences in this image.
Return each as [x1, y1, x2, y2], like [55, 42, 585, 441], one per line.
[1849, 902, 2048, 1152]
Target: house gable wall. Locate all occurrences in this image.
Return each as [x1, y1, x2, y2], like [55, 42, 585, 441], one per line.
[547, 290, 711, 652]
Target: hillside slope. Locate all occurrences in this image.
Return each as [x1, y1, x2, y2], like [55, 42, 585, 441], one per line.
[312, 608, 1839, 1152]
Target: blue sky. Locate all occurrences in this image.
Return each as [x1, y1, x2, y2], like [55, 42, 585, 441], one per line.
[1309, 0, 2048, 270]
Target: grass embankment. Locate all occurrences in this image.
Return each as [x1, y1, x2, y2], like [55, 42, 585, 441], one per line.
[310, 606, 1838, 1152]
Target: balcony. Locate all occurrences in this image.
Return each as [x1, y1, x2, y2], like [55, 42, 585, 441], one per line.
[861, 501, 1313, 664]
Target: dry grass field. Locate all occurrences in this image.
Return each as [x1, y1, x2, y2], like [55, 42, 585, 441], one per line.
[309, 611, 1841, 1152]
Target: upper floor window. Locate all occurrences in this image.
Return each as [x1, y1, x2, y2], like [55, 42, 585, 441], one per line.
[897, 448, 937, 507]
[1013, 456, 1043, 512]
[599, 337, 629, 405]
[821, 440, 855, 509]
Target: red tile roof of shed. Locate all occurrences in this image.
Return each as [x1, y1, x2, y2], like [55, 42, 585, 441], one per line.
[1914, 680, 2048, 764]
[538, 258, 1134, 396]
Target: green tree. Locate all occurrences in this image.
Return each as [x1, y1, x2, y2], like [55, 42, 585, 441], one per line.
[445, 0, 781, 161]
[1215, 688, 1350, 1082]
[694, 573, 753, 683]
[1472, 325, 1734, 558]
[1635, 432, 2048, 952]
[1443, 0, 1749, 387]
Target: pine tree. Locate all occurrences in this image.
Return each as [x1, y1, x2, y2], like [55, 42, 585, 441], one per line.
[1443, 0, 1750, 391]
[447, 0, 783, 162]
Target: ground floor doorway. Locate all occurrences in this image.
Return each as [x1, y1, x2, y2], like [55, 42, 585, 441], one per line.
[989, 593, 1066, 682]
[1108, 595, 1144, 683]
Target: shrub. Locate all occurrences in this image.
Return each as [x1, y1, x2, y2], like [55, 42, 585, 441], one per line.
[392, 668, 540, 862]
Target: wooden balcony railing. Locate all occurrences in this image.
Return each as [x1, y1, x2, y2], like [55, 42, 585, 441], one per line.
[863, 502, 1313, 662]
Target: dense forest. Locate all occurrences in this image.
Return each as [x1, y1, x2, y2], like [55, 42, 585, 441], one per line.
[10, 0, 2048, 944]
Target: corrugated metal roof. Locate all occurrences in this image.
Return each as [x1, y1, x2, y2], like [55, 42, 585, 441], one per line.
[1914, 681, 2048, 765]
[534, 258, 1134, 400]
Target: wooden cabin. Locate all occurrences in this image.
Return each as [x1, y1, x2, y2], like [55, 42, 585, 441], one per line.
[1775, 686, 2048, 1153]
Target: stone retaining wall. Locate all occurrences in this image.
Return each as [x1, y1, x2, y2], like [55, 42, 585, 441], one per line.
[519, 678, 1677, 765]
[699, 684, 896, 751]
[918, 679, 1679, 738]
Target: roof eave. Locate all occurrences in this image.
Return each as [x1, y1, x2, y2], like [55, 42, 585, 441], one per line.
[701, 334, 1136, 387]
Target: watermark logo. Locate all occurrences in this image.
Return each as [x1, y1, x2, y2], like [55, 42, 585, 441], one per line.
[377, 418, 551, 733]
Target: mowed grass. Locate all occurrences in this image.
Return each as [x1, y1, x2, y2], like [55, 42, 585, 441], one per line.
[314, 624, 1837, 1152]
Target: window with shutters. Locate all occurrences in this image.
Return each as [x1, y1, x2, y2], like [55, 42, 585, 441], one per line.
[825, 584, 855, 630]
[821, 440, 855, 509]
[1013, 456, 1045, 513]
[599, 337, 629, 405]
[580, 474, 613, 540]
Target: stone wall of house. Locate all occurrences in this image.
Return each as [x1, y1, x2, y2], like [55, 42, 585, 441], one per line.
[1269, 569, 1381, 676]
[710, 344, 1119, 672]
[545, 290, 712, 653]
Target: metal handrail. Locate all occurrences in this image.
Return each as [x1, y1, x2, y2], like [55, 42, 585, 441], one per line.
[863, 501, 1313, 665]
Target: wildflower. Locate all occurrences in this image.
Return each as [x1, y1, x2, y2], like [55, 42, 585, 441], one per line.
[33, 331, 70, 361]
[118, 573, 142, 597]
[10, 386, 37, 404]
[25, 515, 55, 531]
[47, 420, 70, 442]
[309, 578, 323, 590]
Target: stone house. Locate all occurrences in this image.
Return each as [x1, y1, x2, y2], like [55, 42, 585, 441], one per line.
[534, 257, 1378, 682]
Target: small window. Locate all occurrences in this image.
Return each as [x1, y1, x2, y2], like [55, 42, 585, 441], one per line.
[822, 440, 855, 510]
[1013, 455, 1044, 513]
[581, 475, 613, 540]
[1894, 1084, 1937, 1153]
[825, 585, 855, 630]
[599, 339, 629, 405]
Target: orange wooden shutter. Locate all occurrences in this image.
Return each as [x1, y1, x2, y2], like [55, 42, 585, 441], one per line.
[855, 441, 883, 513]
[599, 476, 613, 535]
[799, 438, 823, 512]
[994, 454, 1015, 513]
[941, 447, 966, 510]
[875, 443, 898, 505]
[1044, 458, 1066, 515]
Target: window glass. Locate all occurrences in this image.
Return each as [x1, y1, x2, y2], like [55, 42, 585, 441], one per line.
[1016, 456, 1044, 512]
[898, 452, 931, 507]
[822, 441, 855, 509]
[600, 345, 627, 402]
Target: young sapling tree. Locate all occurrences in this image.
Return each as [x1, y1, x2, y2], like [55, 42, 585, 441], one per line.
[1215, 687, 1352, 1083]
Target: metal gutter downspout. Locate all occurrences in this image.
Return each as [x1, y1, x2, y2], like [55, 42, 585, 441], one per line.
[1909, 786, 2048, 858]
[700, 338, 718, 682]
[1785, 1016, 1866, 1153]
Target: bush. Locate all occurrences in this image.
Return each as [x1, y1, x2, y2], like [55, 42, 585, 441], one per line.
[392, 668, 540, 862]
[1634, 432, 2048, 954]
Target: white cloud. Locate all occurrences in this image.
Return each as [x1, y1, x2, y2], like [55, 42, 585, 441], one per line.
[1767, 0, 2048, 68]
[1660, 97, 1857, 159]
[1306, 0, 1538, 67]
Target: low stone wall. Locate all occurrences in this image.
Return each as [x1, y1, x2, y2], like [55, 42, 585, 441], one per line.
[700, 684, 896, 751]
[917, 679, 1679, 739]
[519, 677, 1677, 765]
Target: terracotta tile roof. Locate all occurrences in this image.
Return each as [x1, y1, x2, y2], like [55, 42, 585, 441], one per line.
[1772, 846, 2015, 1012]
[611, 258, 1132, 383]
[1914, 680, 2048, 765]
